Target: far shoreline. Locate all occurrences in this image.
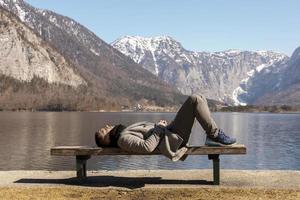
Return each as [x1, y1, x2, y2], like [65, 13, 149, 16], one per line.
[1, 109, 300, 114]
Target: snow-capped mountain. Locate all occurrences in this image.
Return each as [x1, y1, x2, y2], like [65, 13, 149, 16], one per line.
[250, 46, 300, 105]
[0, 0, 184, 109]
[234, 58, 289, 105]
[112, 35, 288, 105]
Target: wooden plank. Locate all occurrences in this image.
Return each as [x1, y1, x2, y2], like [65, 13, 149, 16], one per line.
[51, 146, 103, 156]
[51, 144, 246, 156]
[187, 145, 246, 155]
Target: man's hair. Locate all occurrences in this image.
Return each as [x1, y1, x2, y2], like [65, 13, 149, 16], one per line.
[95, 131, 108, 147]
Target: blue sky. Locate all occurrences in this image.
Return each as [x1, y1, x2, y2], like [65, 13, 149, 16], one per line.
[25, 0, 299, 56]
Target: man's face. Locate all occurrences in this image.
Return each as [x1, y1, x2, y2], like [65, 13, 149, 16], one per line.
[99, 125, 114, 145]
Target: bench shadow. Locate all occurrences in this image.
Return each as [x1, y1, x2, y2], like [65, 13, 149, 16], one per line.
[15, 176, 213, 189]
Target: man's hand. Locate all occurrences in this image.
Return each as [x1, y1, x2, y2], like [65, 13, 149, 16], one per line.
[157, 120, 168, 127]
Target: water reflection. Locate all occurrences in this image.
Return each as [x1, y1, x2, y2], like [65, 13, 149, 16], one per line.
[0, 112, 299, 170]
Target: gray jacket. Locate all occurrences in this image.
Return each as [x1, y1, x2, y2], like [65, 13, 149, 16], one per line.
[117, 121, 188, 161]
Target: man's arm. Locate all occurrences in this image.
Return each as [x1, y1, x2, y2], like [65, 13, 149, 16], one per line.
[117, 130, 163, 153]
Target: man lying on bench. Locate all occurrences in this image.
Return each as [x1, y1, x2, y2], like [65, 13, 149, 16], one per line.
[95, 95, 236, 161]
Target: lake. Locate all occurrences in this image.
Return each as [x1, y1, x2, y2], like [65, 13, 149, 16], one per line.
[0, 112, 299, 170]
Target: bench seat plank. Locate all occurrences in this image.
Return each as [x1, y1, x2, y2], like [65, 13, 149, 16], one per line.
[51, 144, 246, 156]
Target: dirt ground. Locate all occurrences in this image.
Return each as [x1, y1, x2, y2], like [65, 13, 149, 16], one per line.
[0, 187, 299, 200]
[1, 170, 299, 199]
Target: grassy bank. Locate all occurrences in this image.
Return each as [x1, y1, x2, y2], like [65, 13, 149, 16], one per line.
[0, 187, 299, 200]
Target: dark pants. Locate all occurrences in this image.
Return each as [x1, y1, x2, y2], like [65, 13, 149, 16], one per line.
[167, 95, 218, 146]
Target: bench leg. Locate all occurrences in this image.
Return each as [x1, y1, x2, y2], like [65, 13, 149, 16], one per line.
[76, 155, 90, 178]
[208, 154, 220, 185]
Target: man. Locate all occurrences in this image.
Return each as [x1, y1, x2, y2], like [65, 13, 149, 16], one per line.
[95, 94, 236, 161]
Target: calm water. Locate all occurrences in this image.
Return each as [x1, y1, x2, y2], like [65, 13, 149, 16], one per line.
[0, 112, 299, 170]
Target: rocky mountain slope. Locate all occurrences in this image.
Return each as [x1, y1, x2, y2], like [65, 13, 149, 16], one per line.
[0, 7, 90, 110]
[249, 46, 300, 105]
[0, 8, 85, 87]
[112, 36, 288, 105]
[0, 0, 185, 110]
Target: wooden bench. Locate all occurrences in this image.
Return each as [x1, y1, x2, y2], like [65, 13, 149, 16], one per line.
[51, 145, 246, 185]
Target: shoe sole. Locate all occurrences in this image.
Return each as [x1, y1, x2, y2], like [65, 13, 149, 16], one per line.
[205, 138, 236, 147]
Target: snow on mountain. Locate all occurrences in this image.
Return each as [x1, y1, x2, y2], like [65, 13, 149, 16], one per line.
[112, 35, 288, 105]
[0, 0, 27, 21]
[231, 57, 288, 105]
[112, 35, 183, 75]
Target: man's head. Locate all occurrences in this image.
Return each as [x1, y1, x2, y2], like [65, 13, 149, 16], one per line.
[95, 125, 114, 147]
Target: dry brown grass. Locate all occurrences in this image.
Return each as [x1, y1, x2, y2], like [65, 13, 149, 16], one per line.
[0, 187, 299, 200]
